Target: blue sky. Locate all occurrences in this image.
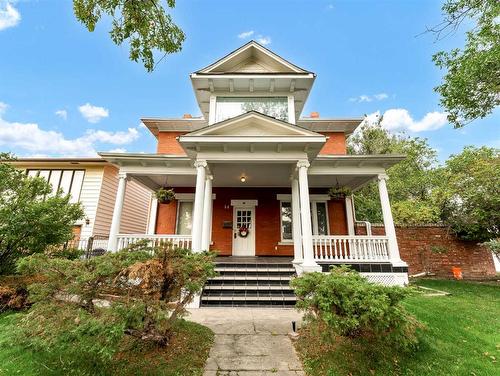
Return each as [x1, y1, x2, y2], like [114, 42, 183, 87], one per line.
[0, 0, 498, 161]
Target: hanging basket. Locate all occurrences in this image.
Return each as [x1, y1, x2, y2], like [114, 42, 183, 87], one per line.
[328, 186, 352, 200]
[156, 187, 175, 204]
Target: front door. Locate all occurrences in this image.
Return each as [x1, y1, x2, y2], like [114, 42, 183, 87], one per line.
[232, 206, 256, 256]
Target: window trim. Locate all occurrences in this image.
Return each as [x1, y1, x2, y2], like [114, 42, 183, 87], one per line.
[214, 95, 290, 123]
[278, 197, 330, 241]
[175, 199, 194, 235]
[26, 169, 85, 203]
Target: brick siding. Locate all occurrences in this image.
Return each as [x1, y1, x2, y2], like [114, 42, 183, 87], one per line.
[356, 224, 496, 279]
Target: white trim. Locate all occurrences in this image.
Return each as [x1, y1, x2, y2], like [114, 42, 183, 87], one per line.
[279, 200, 293, 242]
[230, 199, 258, 207]
[232, 205, 256, 256]
[276, 194, 330, 201]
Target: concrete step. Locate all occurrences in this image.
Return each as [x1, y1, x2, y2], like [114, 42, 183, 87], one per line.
[215, 266, 295, 273]
[210, 275, 293, 281]
[203, 284, 294, 291]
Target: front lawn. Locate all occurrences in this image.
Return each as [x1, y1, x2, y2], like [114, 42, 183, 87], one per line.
[0, 312, 213, 376]
[295, 279, 500, 376]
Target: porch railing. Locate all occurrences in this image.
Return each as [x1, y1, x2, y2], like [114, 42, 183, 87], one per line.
[116, 234, 192, 250]
[312, 235, 390, 262]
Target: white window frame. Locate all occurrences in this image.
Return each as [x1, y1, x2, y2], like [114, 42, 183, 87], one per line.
[277, 194, 330, 242]
[173, 193, 216, 235]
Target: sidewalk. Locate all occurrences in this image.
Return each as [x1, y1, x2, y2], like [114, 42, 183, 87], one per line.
[188, 308, 305, 376]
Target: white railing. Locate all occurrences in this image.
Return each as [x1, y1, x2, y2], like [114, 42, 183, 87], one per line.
[312, 235, 389, 262]
[116, 234, 192, 250]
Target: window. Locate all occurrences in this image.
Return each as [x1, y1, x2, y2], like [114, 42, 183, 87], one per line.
[280, 201, 293, 240]
[280, 200, 330, 241]
[215, 97, 288, 122]
[176, 201, 194, 235]
[26, 169, 85, 203]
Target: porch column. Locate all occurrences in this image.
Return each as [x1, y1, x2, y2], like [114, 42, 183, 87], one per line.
[108, 172, 128, 252]
[377, 174, 404, 265]
[297, 160, 321, 272]
[191, 160, 207, 252]
[345, 196, 355, 236]
[201, 175, 213, 251]
[291, 177, 303, 264]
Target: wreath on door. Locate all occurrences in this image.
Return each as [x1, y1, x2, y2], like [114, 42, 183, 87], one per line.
[238, 225, 249, 238]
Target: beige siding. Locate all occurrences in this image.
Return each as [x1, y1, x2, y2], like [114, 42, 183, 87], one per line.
[93, 166, 152, 235]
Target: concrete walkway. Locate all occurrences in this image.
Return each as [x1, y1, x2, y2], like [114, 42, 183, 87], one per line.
[188, 308, 305, 376]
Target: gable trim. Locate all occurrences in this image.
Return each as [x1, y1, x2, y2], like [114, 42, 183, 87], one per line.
[195, 41, 312, 75]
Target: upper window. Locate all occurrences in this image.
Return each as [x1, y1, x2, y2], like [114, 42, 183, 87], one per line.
[215, 97, 288, 122]
[26, 169, 85, 203]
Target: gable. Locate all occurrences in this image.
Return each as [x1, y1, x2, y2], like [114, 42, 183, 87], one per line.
[196, 41, 311, 75]
[184, 112, 323, 138]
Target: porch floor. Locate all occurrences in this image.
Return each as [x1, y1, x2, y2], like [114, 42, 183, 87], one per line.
[214, 256, 293, 264]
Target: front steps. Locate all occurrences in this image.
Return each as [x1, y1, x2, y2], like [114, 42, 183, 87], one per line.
[201, 258, 297, 307]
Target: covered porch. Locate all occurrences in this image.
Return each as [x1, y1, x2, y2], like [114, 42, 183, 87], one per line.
[100, 152, 407, 274]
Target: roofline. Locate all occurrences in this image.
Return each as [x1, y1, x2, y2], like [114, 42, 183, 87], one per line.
[193, 40, 314, 75]
[7, 157, 107, 163]
[298, 118, 364, 123]
[315, 154, 406, 161]
[98, 152, 191, 160]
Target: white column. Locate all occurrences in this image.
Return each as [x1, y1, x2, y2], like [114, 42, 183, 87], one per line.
[201, 175, 213, 251]
[297, 160, 321, 272]
[108, 173, 128, 252]
[377, 174, 404, 265]
[146, 197, 158, 235]
[191, 160, 207, 252]
[345, 196, 355, 236]
[291, 177, 303, 264]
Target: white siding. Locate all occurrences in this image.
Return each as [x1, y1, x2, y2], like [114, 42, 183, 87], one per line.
[78, 167, 105, 239]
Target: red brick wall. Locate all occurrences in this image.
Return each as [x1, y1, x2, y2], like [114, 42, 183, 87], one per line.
[356, 225, 496, 279]
[319, 133, 346, 155]
[157, 132, 187, 155]
[154, 187, 348, 256]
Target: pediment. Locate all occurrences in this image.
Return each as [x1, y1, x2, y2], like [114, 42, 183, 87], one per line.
[184, 112, 322, 138]
[196, 41, 310, 74]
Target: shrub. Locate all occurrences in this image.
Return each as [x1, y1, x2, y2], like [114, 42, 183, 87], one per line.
[291, 266, 421, 351]
[16, 241, 217, 366]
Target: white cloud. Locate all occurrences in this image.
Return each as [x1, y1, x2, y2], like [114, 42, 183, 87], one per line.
[349, 93, 388, 103]
[256, 35, 271, 45]
[326, 4, 334, 10]
[0, 102, 140, 156]
[108, 148, 127, 153]
[78, 103, 109, 123]
[55, 109, 67, 120]
[364, 108, 448, 132]
[238, 30, 254, 39]
[0, 1, 20, 31]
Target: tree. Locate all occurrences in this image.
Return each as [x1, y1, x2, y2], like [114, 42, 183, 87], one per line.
[348, 119, 440, 225]
[0, 154, 84, 274]
[431, 0, 500, 128]
[16, 242, 216, 366]
[434, 146, 499, 241]
[73, 0, 185, 72]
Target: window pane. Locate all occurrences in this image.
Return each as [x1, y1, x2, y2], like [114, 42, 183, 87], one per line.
[281, 201, 293, 240]
[69, 170, 84, 203]
[38, 170, 50, 181]
[216, 97, 288, 122]
[59, 170, 74, 195]
[27, 170, 39, 178]
[176, 202, 194, 235]
[48, 170, 62, 196]
[316, 202, 328, 235]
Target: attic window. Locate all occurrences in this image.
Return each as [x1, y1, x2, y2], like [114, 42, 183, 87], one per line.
[215, 97, 288, 123]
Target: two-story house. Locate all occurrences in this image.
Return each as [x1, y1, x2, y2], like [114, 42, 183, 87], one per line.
[98, 41, 408, 305]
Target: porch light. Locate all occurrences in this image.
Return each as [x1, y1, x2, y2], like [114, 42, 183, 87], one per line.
[240, 175, 246, 183]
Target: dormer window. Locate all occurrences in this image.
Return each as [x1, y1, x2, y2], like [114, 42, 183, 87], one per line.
[215, 97, 288, 123]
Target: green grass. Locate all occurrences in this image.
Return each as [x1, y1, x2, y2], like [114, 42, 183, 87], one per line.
[295, 279, 500, 376]
[0, 313, 213, 376]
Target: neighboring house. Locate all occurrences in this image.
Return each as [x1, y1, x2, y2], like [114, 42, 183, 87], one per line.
[11, 158, 153, 247]
[97, 41, 410, 299]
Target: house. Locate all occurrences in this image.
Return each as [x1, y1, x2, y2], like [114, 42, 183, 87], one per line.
[95, 41, 409, 304]
[10, 158, 154, 249]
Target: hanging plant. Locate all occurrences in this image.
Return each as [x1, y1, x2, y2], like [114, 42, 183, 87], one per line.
[328, 185, 352, 200]
[155, 187, 175, 204]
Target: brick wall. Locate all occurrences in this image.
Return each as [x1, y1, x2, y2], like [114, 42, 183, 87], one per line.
[157, 132, 187, 155]
[356, 224, 496, 279]
[318, 132, 346, 155]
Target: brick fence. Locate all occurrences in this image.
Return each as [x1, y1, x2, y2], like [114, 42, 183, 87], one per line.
[356, 224, 497, 279]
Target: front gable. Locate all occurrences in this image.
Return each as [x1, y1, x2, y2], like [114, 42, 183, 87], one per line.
[183, 111, 323, 138]
[195, 41, 311, 75]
